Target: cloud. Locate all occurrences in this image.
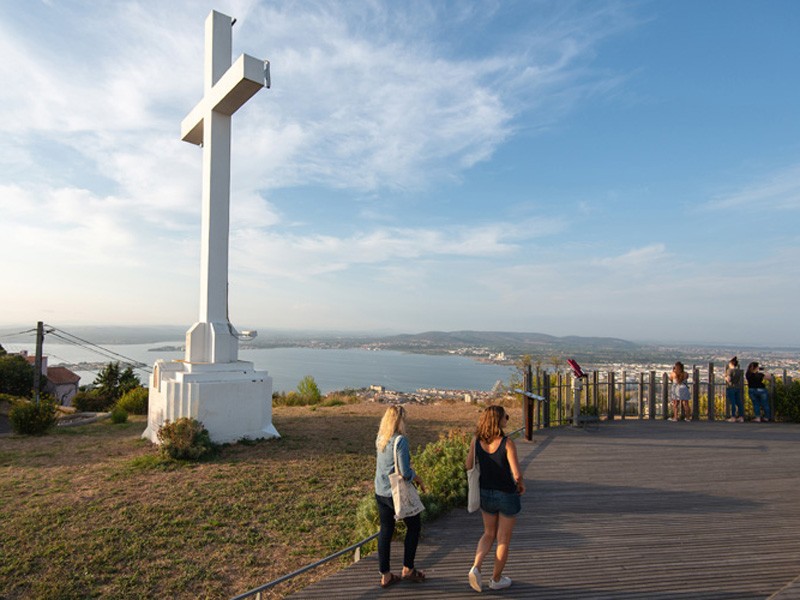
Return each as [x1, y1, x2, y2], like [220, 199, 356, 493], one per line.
[705, 163, 800, 211]
[593, 243, 669, 269]
[229, 217, 561, 279]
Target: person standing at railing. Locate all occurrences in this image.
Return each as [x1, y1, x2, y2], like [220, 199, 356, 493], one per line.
[725, 357, 745, 422]
[374, 405, 426, 588]
[669, 361, 692, 421]
[466, 405, 525, 592]
[746, 361, 772, 422]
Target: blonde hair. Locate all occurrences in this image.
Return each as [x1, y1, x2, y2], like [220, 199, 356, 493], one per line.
[376, 405, 406, 452]
[475, 405, 506, 443]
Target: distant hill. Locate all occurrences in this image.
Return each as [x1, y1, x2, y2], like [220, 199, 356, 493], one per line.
[373, 330, 640, 361]
[386, 330, 637, 350]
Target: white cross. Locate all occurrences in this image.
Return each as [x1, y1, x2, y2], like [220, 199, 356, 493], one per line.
[180, 10, 269, 363]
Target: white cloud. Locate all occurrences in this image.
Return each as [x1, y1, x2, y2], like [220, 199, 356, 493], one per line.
[705, 163, 800, 211]
[593, 243, 669, 269]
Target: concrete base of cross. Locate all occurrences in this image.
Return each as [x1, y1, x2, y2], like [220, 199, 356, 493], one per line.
[142, 359, 279, 444]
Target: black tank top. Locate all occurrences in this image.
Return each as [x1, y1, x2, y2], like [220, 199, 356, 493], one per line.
[476, 436, 517, 493]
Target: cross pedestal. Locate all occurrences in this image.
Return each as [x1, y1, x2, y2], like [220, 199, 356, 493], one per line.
[143, 10, 278, 444]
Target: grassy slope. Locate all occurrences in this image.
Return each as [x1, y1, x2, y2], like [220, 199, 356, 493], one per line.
[0, 402, 509, 599]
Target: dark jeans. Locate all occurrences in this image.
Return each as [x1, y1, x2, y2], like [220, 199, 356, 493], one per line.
[376, 493, 421, 574]
[727, 387, 744, 418]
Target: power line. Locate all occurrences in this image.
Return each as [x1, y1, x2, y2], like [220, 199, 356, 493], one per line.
[0, 328, 38, 341]
[3, 323, 154, 374]
[44, 325, 152, 373]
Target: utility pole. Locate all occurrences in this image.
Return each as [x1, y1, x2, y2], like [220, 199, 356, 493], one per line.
[33, 321, 44, 404]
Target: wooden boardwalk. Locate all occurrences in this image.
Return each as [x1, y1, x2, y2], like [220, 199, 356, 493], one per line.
[288, 420, 800, 599]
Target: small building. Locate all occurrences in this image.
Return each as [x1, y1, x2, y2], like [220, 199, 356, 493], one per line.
[19, 351, 81, 406]
[45, 366, 81, 406]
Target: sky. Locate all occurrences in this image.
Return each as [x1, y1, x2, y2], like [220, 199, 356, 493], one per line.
[0, 0, 799, 347]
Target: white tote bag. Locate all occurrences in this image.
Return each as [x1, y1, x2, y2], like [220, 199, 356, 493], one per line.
[389, 436, 425, 520]
[467, 437, 481, 513]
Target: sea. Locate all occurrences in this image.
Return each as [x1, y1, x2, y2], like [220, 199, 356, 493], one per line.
[2, 342, 514, 394]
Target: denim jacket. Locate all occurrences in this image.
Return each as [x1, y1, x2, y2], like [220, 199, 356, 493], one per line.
[374, 434, 416, 497]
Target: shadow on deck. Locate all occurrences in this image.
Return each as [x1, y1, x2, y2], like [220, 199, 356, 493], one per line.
[287, 420, 800, 599]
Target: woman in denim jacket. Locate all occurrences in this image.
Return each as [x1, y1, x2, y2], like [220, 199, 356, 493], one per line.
[374, 405, 426, 588]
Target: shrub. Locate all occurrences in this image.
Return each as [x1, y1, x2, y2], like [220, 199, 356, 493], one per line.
[73, 389, 115, 413]
[157, 417, 216, 460]
[413, 429, 471, 517]
[110, 406, 128, 424]
[9, 399, 57, 435]
[273, 391, 317, 407]
[117, 386, 148, 415]
[774, 379, 800, 423]
[296, 375, 322, 404]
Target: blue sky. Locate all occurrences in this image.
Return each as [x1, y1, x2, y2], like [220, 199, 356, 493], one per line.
[1, 0, 798, 346]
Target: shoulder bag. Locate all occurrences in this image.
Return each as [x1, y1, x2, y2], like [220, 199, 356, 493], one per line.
[389, 436, 425, 520]
[467, 437, 481, 513]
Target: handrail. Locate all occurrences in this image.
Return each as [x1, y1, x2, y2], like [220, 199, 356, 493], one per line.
[230, 532, 379, 600]
[513, 388, 545, 401]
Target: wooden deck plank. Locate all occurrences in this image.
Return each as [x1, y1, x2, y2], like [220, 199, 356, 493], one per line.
[284, 421, 800, 599]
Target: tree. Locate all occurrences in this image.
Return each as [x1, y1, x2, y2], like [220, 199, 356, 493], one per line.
[508, 354, 532, 390]
[93, 362, 121, 400]
[296, 375, 321, 404]
[0, 354, 35, 397]
[549, 354, 563, 373]
[93, 362, 139, 402]
[118, 367, 141, 396]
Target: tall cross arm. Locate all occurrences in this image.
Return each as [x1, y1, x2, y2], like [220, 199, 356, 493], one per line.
[181, 54, 270, 146]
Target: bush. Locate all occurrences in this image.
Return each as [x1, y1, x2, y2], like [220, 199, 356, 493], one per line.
[413, 429, 471, 517]
[73, 389, 115, 413]
[272, 391, 317, 407]
[774, 379, 800, 422]
[110, 406, 128, 424]
[117, 386, 148, 415]
[157, 417, 216, 460]
[9, 399, 57, 435]
[296, 375, 322, 404]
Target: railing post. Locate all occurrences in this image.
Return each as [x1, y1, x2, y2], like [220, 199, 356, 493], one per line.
[648, 370, 656, 419]
[638, 372, 645, 419]
[707, 362, 715, 421]
[770, 375, 776, 420]
[557, 372, 563, 425]
[691, 365, 700, 421]
[523, 364, 533, 440]
[572, 375, 582, 427]
[543, 371, 551, 428]
[607, 371, 615, 421]
[662, 372, 669, 419]
[620, 370, 627, 419]
[592, 371, 599, 414]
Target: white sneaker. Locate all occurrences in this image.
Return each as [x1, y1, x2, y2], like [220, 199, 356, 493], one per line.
[469, 566, 482, 592]
[489, 575, 512, 590]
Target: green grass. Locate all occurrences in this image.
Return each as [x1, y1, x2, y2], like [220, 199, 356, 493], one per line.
[0, 402, 498, 599]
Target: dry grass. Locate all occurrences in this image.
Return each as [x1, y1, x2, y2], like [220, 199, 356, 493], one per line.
[0, 401, 521, 599]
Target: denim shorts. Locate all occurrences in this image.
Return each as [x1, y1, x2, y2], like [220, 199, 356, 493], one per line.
[480, 488, 521, 517]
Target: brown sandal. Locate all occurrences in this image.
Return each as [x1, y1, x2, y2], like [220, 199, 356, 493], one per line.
[380, 573, 401, 588]
[402, 568, 426, 582]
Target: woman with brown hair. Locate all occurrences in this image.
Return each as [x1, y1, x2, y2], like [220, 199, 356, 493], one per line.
[374, 405, 426, 588]
[465, 405, 525, 592]
[669, 361, 691, 421]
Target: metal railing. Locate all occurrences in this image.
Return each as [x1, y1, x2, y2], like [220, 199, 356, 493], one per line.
[230, 532, 379, 600]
